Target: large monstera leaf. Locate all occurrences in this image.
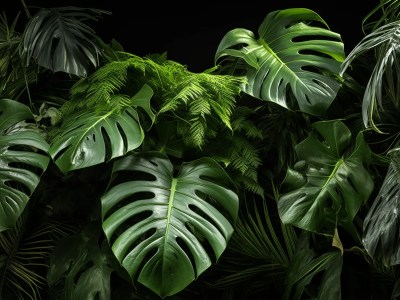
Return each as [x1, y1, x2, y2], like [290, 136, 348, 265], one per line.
[101, 152, 239, 298]
[49, 85, 152, 173]
[19, 7, 109, 77]
[0, 99, 49, 231]
[215, 8, 345, 115]
[277, 120, 374, 235]
[363, 151, 400, 267]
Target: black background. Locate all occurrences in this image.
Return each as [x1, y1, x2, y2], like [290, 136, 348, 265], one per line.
[5, 1, 378, 72]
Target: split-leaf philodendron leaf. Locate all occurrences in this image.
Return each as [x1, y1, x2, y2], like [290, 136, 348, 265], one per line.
[215, 8, 345, 116]
[277, 120, 374, 235]
[49, 85, 153, 173]
[0, 99, 50, 231]
[101, 152, 239, 298]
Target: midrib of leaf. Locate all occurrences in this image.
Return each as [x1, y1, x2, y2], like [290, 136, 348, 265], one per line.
[260, 38, 312, 93]
[70, 109, 114, 158]
[321, 158, 343, 190]
[164, 178, 177, 246]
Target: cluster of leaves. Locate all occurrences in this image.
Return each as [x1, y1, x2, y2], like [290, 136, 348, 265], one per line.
[2, 1, 400, 299]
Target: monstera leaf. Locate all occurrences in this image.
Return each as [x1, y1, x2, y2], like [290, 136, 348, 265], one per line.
[0, 99, 50, 231]
[49, 85, 152, 173]
[363, 151, 400, 266]
[215, 8, 345, 115]
[277, 120, 374, 235]
[47, 221, 118, 300]
[19, 7, 109, 77]
[101, 152, 239, 298]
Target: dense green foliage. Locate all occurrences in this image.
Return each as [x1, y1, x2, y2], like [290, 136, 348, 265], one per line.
[2, 1, 400, 299]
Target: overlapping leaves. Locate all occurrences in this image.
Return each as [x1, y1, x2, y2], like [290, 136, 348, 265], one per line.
[277, 120, 374, 235]
[49, 85, 153, 173]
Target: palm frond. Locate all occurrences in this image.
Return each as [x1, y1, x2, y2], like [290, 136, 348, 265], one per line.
[209, 196, 297, 298]
[0, 215, 72, 300]
[0, 11, 40, 101]
[341, 19, 400, 132]
[362, 0, 400, 33]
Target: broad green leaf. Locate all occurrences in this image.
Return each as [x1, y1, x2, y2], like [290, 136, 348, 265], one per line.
[284, 233, 342, 300]
[19, 7, 109, 77]
[47, 222, 116, 300]
[49, 86, 152, 173]
[277, 120, 374, 235]
[101, 152, 239, 298]
[0, 99, 49, 231]
[215, 8, 345, 115]
[363, 152, 400, 266]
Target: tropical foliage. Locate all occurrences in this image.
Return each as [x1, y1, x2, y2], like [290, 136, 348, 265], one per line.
[1, 0, 400, 299]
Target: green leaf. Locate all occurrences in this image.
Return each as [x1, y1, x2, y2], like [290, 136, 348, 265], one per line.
[363, 152, 400, 266]
[47, 221, 115, 300]
[49, 86, 152, 173]
[211, 198, 297, 297]
[277, 120, 374, 235]
[101, 152, 239, 298]
[19, 7, 109, 77]
[0, 99, 49, 231]
[215, 8, 345, 115]
[284, 233, 342, 300]
[341, 20, 400, 132]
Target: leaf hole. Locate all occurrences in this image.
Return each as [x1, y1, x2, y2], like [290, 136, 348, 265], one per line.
[4, 179, 32, 195]
[116, 122, 128, 153]
[110, 170, 157, 186]
[176, 236, 198, 275]
[193, 191, 233, 224]
[103, 193, 154, 221]
[52, 144, 72, 162]
[109, 211, 155, 247]
[101, 127, 112, 161]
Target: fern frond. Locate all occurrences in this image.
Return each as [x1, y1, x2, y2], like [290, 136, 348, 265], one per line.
[231, 106, 264, 139]
[189, 117, 207, 149]
[233, 171, 265, 197]
[189, 97, 211, 117]
[229, 136, 262, 172]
